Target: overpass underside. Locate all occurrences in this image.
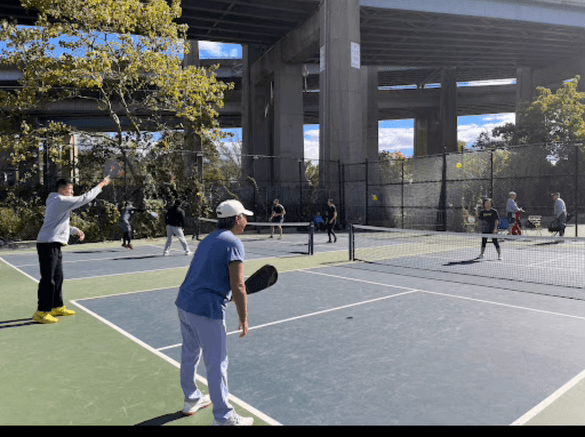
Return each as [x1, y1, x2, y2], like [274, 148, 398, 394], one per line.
[3, 0, 585, 217]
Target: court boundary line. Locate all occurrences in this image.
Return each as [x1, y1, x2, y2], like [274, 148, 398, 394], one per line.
[0, 255, 280, 425]
[7, 253, 585, 426]
[158, 288, 419, 351]
[70, 298, 282, 426]
[303, 268, 585, 425]
[511, 368, 585, 425]
[0, 256, 39, 283]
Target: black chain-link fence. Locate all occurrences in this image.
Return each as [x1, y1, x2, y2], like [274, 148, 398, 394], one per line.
[362, 143, 585, 235]
[2, 143, 584, 242]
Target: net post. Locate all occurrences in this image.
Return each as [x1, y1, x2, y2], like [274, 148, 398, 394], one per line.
[309, 223, 315, 255]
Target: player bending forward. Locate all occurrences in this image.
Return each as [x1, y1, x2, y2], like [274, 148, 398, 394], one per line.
[175, 199, 255, 426]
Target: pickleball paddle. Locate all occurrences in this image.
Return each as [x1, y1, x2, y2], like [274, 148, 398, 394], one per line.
[103, 160, 123, 179]
[245, 264, 278, 295]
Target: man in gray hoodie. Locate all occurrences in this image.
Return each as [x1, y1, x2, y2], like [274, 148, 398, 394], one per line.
[34, 176, 110, 324]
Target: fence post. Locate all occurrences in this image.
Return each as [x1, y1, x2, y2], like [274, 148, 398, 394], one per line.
[575, 144, 580, 237]
[340, 161, 345, 227]
[365, 159, 369, 225]
[298, 159, 303, 220]
[401, 158, 405, 229]
[437, 149, 447, 231]
[349, 223, 354, 261]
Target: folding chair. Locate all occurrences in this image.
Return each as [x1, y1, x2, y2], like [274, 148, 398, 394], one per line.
[498, 217, 509, 234]
[527, 215, 542, 235]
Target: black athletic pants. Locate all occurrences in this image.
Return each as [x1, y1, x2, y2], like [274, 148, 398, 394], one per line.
[327, 221, 337, 242]
[36, 242, 64, 312]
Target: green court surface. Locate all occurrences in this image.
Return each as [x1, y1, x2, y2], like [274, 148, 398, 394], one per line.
[0, 238, 347, 426]
[3, 236, 585, 425]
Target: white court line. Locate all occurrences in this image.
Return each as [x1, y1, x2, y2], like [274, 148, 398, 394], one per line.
[65, 268, 185, 281]
[0, 256, 39, 283]
[7, 254, 585, 426]
[511, 368, 585, 425]
[70, 298, 282, 426]
[1, 256, 278, 425]
[158, 288, 419, 352]
[302, 269, 585, 426]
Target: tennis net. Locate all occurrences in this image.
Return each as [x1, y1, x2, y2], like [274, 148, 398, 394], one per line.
[349, 224, 585, 299]
[196, 217, 314, 256]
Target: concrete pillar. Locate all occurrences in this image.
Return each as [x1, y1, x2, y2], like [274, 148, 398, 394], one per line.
[414, 109, 440, 157]
[439, 67, 457, 154]
[362, 65, 379, 161]
[515, 66, 534, 130]
[319, 0, 362, 188]
[273, 62, 304, 184]
[242, 44, 272, 184]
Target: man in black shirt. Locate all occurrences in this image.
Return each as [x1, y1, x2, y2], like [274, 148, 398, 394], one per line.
[270, 199, 286, 239]
[326, 199, 337, 243]
[163, 200, 191, 256]
[476, 198, 501, 260]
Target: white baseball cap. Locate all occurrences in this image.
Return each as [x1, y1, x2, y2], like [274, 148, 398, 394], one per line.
[216, 199, 254, 218]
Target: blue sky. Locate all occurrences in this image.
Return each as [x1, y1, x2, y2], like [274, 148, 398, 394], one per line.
[200, 41, 515, 160]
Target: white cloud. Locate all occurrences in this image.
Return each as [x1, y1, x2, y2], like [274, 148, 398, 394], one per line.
[458, 113, 515, 146]
[304, 113, 516, 159]
[379, 126, 415, 154]
[304, 127, 320, 161]
[198, 41, 241, 59]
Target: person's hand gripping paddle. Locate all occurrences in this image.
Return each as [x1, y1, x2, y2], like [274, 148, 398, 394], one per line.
[245, 264, 278, 295]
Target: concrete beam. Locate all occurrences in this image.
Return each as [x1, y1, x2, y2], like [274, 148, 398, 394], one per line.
[249, 8, 320, 84]
[360, 0, 585, 28]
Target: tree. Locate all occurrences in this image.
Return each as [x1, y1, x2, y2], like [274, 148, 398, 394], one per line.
[0, 0, 233, 184]
[530, 76, 585, 143]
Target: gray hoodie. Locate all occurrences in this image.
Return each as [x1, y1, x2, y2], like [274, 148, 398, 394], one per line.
[36, 184, 103, 245]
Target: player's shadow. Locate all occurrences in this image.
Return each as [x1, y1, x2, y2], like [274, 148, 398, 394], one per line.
[443, 259, 480, 267]
[0, 318, 36, 329]
[112, 255, 161, 260]
[135, 411, 185, 426]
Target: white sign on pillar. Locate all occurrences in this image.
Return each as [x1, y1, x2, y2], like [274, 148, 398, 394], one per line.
[351, 42, 360, 69]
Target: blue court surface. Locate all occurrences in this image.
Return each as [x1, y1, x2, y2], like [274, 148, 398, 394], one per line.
[4, 235, 585, 425]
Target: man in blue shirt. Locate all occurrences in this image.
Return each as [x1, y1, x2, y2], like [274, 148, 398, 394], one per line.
[175, 199, 254, 425]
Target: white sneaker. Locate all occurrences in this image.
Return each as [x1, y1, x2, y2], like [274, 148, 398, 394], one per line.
[185, 251, 192, 256]
[214, 412, 254, 426]
[163, 252, 170, 256]
[182, 394, 212, 416]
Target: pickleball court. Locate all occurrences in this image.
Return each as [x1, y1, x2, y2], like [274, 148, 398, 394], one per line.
[3, 232, 585, 425]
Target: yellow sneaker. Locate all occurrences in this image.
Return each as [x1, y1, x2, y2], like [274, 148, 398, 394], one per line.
[50, 306, 76, 317]
[33, 311, 59, 324]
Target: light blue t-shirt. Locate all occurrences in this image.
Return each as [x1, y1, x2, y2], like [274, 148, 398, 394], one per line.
[175, 230, 245, 320]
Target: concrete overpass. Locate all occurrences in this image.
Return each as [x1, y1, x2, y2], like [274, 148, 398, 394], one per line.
[2, 0, 585, 181]
[0, 60, 517, 129]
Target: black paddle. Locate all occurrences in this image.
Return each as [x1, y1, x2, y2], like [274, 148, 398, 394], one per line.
[103, 159, 123, 179]
[245, 264, 278, 295]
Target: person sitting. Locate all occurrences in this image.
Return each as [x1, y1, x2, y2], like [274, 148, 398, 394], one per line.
[313, 213, 325, 231]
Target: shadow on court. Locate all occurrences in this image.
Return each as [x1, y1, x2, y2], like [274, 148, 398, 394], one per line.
[0, 318, 36, 329]
[135, 411, 186, 426]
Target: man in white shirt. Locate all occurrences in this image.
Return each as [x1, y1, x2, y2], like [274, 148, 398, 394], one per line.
[34, 176, 110, 324]
[552, 192, 567, 237]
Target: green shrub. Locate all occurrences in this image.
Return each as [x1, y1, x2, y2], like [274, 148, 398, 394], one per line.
[0, 207, 20, 239]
